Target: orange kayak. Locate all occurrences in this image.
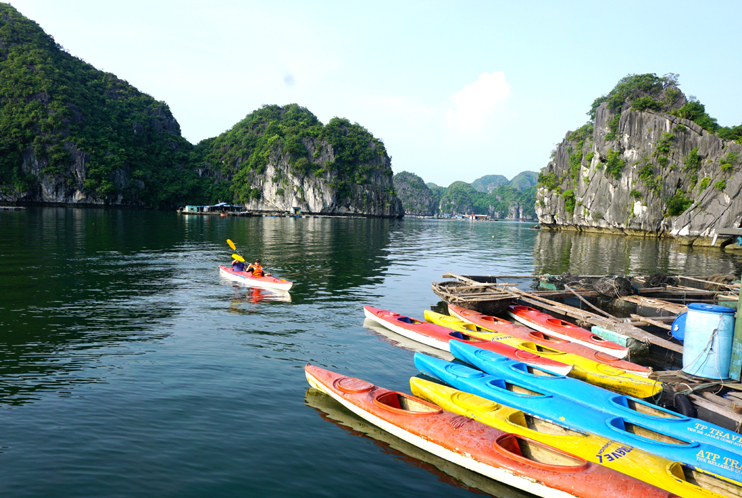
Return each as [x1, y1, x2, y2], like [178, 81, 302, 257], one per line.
[507, 305, 628, 358]
[448, 304, 651, 377]
[305, 364, 674, 498]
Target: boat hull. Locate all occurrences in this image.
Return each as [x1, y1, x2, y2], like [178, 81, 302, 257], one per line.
[508, 305, 628, 358]
[410, 377, 738, 498]
[415, 347, 742, 485]
[305, 364, 672, 498]
[448, 304, 650, 376]
[218, 265, 293, 291]
[363, 306, 573, 376]
[426, 310, 660, 398]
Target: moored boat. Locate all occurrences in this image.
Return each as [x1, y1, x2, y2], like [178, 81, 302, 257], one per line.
[218, 265, 293, 291]
[363, 306, 573, 375]
[304, 386, 537, 498]
[415, 348, 742, 485]
[425, 310, 661, 398]
[305, 363, 675, 498]
[448, 304, 650, 376]
[410, 376, 740, 498]
[508, 304, 628, 358]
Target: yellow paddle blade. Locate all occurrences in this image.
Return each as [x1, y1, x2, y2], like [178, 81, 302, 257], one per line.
[227, 239, 236, 251]
[232, 253, 245, 262]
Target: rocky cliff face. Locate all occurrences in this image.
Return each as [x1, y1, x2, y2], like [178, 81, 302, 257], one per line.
[537, 83, 742, 246]
[393, 171, 436, 216]
[237, 138, 403, 217]
[198, 105, 404, 218]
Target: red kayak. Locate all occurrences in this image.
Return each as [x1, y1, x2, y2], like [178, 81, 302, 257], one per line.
[448, 304, 651, 377]
[218, 265, 293, 291]
[363, 306, 573, 376]
[507, 305, 629, 359]
[305, 364, 674, 498]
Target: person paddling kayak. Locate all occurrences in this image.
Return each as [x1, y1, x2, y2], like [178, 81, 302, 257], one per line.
[246, 259, 265, 276]
[232, 258, 246, 272]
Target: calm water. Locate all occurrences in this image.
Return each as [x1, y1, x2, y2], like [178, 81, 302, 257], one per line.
[1, 207, 741, 497]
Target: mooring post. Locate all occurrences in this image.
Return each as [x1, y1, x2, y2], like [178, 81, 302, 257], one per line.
[730, 279, 742, 381]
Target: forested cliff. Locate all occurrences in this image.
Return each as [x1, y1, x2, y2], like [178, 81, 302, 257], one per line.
[537, 74, 742, 246]
[0, 4, 402, 216]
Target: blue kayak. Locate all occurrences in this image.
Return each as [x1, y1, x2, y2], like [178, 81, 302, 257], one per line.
[415, 347, 742, 485]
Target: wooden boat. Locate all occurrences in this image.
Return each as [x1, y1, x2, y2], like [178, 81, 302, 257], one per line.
[425, 310, 661, 398]
[305, 363, 674, 498]
[415, 347, 742, 485]
[218, 265, 293, 291]
[363, 306, 572, 375]
[508, 304, 629, 358]
[410, 377, 740, 498]
[448, 304, 652, 377]
[431, 280, 515, 316]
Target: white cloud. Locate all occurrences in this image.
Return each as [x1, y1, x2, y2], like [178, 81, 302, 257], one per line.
[445, 72, 512, 134]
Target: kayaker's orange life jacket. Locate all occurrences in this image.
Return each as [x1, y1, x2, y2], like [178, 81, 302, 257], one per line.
[252, 264, 263, 277]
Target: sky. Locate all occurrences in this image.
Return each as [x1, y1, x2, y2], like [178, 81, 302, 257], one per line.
[7, 0, 742, 187]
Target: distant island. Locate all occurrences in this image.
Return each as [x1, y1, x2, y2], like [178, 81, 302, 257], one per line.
[0, 4, 402, 217]
[394, 171, 538, 219]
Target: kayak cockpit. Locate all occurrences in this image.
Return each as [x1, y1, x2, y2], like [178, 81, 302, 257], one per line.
[373, 391, 442, 415]
[494, 434, 588, 470]
[520, 342, 566, 357]
[448, 331, 488, 343]
[669, 462, 742, 497]
[610, 396, 682, 419]
[487, 379, 546, 397]
[507, 411, 588, 437]
[528, 331, 568, 344]
[607, 418, 693, 446]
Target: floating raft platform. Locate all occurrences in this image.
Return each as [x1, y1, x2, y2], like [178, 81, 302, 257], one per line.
[433, 271, 742, 433]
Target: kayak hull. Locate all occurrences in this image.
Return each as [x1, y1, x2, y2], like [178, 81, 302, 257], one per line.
[219, 265, 293, 291]
[508, 305, 628, 358]
[410, 377, 738, 498]
[448, 304, 650, 376]
[416, 346, 742, 485]
[363, 306, 573, 376]
[305, 364, 672, 498]
[426, 310, 660, 398]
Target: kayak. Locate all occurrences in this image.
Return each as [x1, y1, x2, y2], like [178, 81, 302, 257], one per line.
[425, 310, 660, 398]
[218, 265, 293, 291]
[508, 304, 629, 358]
[448, 304, 651, 377]
[410, 376, 739, 498]
[305, 364, 674, 498]
[363, 306, 573, 376]
[304, 387, 535, 498]
[415, 347, 742, 485]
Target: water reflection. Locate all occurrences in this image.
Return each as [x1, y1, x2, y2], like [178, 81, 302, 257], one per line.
[0, 208, 186, 405]
[533, 230, 742, 277]
[361, 318, 453, 360]
[224, 282, 292, 314]
[217, 217, 397, 303]
[305, 387, 533, 498]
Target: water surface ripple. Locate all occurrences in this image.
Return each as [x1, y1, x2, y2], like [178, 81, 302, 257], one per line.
[1, 208, 740, 497]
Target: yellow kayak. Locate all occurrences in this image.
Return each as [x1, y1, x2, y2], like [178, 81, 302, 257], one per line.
[424, 310, 661, 399]
[410, 377, 740, 498]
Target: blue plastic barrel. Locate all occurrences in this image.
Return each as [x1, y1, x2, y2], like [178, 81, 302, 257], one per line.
[682, 303, 736, 379]
[671, 312, 687, 343]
